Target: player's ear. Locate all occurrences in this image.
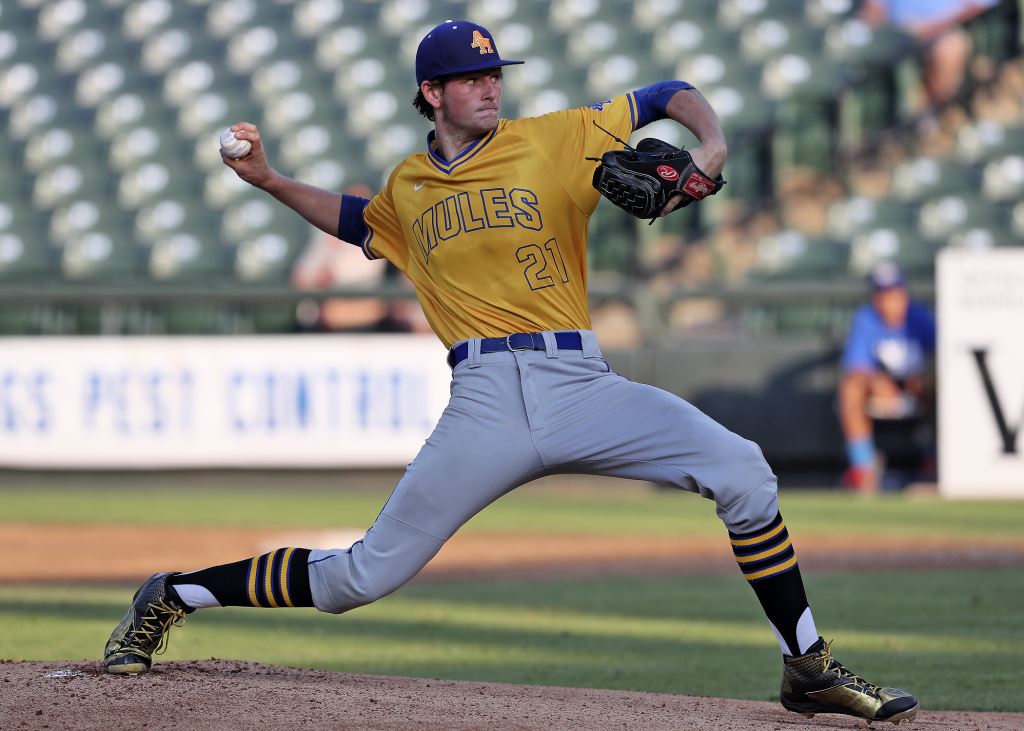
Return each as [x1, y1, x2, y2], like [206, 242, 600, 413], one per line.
[420, 80, 444, 110]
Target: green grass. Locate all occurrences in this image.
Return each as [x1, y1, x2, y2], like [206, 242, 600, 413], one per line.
[2, 479, 1023, 711]
[1, 568, 1021, 711]
[2, 479, 1024, 539]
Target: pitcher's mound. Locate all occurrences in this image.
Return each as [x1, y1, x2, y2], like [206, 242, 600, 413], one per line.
[3, 660, 1019, 730]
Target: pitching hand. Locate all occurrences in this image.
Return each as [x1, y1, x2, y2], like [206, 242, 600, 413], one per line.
[220, 122, 273, 189]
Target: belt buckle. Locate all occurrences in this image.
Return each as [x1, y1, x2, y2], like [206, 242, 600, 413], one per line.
[506, 333, 531, 351]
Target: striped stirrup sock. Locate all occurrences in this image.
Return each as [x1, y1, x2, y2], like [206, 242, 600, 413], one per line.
[169, 548, 314, 609]
[729, 512, 815, 656]
[729, 512, 798, 582]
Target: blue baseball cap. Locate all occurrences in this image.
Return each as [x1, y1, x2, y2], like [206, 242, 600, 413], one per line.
[415, 20, 524, 85]
[868, 261, 907, 291]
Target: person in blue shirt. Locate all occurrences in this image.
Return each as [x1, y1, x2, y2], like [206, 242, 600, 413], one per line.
[838, 261, 936, 491]
[860, 0, 1001, 110]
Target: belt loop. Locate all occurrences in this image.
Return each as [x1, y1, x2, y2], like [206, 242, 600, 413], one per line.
[579, 330, 602, 358]
[540, 330, 558, 358]
[467, 338, 483, 368]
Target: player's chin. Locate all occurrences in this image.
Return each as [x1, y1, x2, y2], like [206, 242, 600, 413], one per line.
[475, 109, 499, 128]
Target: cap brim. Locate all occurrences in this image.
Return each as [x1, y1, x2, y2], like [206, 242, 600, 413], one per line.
[433, 58, 524, 80]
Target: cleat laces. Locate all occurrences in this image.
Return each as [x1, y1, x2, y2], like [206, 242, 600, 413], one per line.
[123, 599, 188, 656]
[820, 640, 882, 696]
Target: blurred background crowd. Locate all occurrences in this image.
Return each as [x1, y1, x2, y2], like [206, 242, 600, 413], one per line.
[0, 0, 1022, 487]
[0, 0, 1019, 340]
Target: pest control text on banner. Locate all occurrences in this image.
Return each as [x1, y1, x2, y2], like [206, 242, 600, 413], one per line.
[0, 335, 450, 468]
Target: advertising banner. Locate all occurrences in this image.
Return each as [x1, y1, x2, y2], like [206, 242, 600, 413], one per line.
[938, 249, 1024, 497]
[0, 335, 451, 468]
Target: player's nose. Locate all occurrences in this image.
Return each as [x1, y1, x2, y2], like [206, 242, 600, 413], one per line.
[479, 75, 499, 97]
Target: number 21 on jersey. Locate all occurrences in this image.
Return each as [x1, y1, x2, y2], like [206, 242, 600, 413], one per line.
[517, 237, 569, 291]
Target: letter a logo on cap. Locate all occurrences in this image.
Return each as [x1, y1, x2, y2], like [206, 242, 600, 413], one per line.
[471, 30, 494, 54]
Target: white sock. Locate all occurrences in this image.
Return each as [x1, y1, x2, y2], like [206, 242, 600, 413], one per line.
[795, 607, 819, 654]
[171, 583, 221, 609]
[770, 607, 819, 656]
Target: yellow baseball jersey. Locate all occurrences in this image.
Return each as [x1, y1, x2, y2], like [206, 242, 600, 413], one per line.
[360, 94, 639, 348]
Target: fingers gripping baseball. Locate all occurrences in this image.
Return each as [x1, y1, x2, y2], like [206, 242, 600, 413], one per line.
[220, 122, 272, 188]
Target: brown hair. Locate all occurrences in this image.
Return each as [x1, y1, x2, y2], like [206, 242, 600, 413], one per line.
[412, 87, 435, 121]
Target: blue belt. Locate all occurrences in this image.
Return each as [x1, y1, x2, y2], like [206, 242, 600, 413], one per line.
[447, 331, 583, 368]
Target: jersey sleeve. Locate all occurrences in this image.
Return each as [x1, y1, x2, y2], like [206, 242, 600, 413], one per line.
[360, 168, 409, 271]
[519, 93, 638, 215]
[842, 307, 877, 373]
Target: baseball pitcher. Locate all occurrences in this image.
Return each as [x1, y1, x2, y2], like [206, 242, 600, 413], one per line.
[103, 20, 917, 725]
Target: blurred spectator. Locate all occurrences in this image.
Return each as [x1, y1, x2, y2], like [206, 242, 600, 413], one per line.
[291, 183, 430, 334]
[838, 261, 936, 492]
[860, 0, 1001, 111]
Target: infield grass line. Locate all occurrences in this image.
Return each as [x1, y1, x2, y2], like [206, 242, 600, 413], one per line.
[2, 484, 1024, 540]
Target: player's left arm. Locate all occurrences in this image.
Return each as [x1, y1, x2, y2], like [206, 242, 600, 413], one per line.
[660, 88, 727, 216]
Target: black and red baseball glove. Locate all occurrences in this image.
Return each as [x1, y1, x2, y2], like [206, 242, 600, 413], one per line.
[591, 137, 726, 223]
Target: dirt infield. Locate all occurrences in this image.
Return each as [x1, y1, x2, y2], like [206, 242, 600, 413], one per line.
[4, 523, 1024, 583]
[3, 660, 1021, 730]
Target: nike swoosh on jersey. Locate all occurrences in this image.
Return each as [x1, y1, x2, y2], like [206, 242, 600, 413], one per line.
[414, 182, 425, 191]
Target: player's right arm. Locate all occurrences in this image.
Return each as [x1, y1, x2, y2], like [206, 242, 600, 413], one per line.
[220, 122, 342, 240]
[841, 306, 877, 373]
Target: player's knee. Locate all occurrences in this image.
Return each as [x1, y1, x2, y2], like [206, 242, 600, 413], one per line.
[728, 432, 773, 476]
[718, 437, 778, 525]
[713, 435, 776, 504]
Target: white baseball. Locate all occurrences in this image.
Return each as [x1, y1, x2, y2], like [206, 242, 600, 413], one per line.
[219, 127, 252, 159]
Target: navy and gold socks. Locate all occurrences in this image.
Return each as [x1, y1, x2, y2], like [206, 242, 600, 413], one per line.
[729, 512, 817, 656]
[169, 548, 314, 609]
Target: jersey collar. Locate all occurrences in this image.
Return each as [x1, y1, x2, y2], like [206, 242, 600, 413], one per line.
[425, 126, 498, 175]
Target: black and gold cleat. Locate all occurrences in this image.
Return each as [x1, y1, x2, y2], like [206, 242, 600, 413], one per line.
[103, 572, 191, 674]
[781, 638, 918, 724]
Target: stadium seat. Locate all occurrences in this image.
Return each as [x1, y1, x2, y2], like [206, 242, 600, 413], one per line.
[49, 198, 129, 250]
[60, 229, 138, 281]
[891, 156, 982, 202]
[630, 0, 718, 31]
[654, 19, 738, 70]
[957, 120, 1024, 163]
[0, 202, 52, 281]
[0, 61, 59, 110]
[177, 89, 259, 140]
[804, 0, 856, 29]
[750, 230, 848, 280]
[718, 0, 805, 31]
[291, 0, 345, 38]
[945, 226, 1017, 250]
[134, 198, 209, 247]
[823, 18, 914, 68]
[981, 154, 1024, 202]
[828, 197, 918, 240]
[95, 92, 166, 140]
[55, 26, 133, 75]
[848, 226, 937, 277]
[740, 18, 821, 67]
[314, 25, 372, 73]
[917, 195, 1006, 242]
[147, 231, 224, 282]
[234, 231, 302, 284]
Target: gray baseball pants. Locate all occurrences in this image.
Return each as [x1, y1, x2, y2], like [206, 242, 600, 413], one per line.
[308, 330, 778, 614]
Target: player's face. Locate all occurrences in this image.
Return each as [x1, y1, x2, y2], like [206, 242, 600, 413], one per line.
[437, 68, 503, 134]
[873, 287, 909, 327]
